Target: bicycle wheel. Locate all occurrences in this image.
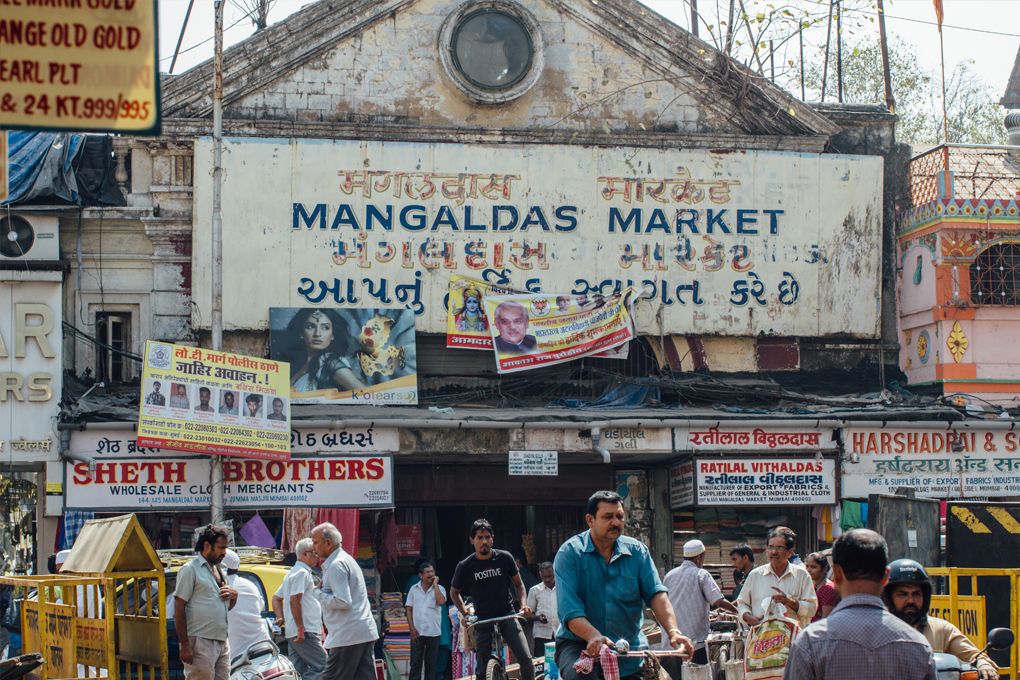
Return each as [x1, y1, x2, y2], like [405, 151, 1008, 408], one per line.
[715, 646, 729, 680]
[486, 657, 508, 680]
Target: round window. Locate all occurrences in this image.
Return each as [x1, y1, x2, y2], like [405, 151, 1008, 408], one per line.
[451, 10, 533, 90]
[440, 2, 544, 104]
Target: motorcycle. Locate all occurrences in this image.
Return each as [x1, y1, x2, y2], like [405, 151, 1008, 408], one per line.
[933, 628, 1014, 680]
[0, 653, 43, 680]
[230, 621, 300, 680]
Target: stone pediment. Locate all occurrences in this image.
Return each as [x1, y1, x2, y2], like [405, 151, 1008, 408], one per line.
[161, 0, 838, 139]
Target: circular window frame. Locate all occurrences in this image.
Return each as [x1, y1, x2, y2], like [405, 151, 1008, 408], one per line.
[439, 1, 545, 105]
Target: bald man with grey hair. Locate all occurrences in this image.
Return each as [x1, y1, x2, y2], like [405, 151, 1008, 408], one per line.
[311, 523, 378, 680]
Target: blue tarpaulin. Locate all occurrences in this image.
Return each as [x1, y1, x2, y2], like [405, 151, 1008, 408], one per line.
[552, 382, 659, 408]
[3, 131, 123, 206]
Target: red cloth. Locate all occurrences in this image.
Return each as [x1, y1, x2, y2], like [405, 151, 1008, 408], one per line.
[812, 579, 838, 622]
[316, 508, 360, 555]
[282, 508, 316, 551]
[574, 646, 619, 680]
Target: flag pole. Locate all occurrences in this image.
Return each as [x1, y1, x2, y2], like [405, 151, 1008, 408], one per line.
[935, 0, 949, 171]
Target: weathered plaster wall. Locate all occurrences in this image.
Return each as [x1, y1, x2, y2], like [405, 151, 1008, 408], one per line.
[227, 0, 729, 134]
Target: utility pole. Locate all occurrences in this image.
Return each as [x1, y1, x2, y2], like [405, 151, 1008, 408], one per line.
[876, 0, 895, 112]
[836, 0, 844, 103]
[821, 0, 834, 101]
[210, 0, 225, 525]
[799, 25, 806, 101]
[690, 0, 699, 38]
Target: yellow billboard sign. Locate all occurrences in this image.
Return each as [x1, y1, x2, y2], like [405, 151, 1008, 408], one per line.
[0, 2, 160, 134]
[137, 341, 292, 461]
[929, 595, 987, 648]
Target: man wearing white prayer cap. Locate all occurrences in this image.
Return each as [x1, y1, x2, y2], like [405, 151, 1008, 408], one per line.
[222, 549, 272, 660]
[659, 539, 739, 677]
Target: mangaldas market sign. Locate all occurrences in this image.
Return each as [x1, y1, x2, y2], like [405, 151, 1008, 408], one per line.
[694, 457, 837, 506]
[843, 427, 1020, 499]
[191, 139, 883, 338]
[64, 455, 394, 510]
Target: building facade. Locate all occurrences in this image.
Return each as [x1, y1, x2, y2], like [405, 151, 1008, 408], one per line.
[4, 0, 916, 578]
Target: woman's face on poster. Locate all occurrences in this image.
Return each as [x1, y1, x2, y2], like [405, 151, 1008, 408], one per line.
[302, 312, 334, 351]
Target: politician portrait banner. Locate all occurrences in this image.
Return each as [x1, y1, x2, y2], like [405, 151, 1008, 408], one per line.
[484, 289, 637, 373]
[269, 307, 418, 405]
[137, 342, 291, 461]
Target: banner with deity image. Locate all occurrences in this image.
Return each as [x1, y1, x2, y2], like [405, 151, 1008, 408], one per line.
[269, 307, 418, 405]
[484, 288, 637, 374]
[448, 275, 630, 360]
[446, 274, 520, 350]
[137, 341, 292, 461]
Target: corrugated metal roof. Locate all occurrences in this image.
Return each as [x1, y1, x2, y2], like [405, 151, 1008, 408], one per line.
[60, 514, 162, 574]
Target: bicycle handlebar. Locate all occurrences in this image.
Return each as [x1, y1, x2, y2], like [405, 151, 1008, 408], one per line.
[465, 613, 525, 628]
[607, 649, 690, 658]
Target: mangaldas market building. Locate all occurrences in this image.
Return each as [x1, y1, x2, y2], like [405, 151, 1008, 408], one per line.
[13, 0, 1002, 590]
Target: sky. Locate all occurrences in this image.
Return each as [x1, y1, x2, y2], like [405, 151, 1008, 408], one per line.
[156, 0, 1019, 103]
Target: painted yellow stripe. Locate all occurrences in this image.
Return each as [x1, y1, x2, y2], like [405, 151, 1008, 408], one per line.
[951, 506, 992, 534]
[987, 507, 1020, 534]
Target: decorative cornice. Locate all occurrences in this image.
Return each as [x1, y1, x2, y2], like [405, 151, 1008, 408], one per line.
[154, 118, 830, 153]
[898, 197, 1020, 238]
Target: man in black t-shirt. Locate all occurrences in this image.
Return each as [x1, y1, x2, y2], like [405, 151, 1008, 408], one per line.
[450, 519, 534, 680]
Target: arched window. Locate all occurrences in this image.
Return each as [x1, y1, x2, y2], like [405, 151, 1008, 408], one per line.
[971, 243, 1020, 305]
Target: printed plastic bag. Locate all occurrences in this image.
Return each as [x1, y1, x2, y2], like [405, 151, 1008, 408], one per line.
[743, 610, 799, 680]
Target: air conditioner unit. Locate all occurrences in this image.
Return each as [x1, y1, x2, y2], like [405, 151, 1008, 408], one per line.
[0, 214, 59, 261]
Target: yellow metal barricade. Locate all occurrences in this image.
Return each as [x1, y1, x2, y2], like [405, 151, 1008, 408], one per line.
[1, 514, 167, 680]
[928, 567, 1019, 679]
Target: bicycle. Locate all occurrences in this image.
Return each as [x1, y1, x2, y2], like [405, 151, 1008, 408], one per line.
[465, 613, 528, 680]
[574, 639, 690, 680]
[705, 613, 744, 680]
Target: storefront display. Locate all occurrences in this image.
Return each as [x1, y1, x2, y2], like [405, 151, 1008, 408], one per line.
[669, 423, 838, 589]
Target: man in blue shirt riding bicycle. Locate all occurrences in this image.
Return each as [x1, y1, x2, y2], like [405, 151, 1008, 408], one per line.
[451, 519, 535, 680]
[554, 490, 695, 680]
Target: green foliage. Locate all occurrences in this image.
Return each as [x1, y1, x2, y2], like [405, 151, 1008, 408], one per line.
[800, 36, 1005, 145]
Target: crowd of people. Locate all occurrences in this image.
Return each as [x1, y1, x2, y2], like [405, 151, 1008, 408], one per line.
[172, 522, 377, 680]
[9, 492, 1001, 680]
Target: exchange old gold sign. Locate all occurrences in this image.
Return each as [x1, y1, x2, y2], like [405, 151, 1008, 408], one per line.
[0, 0, 160, 134]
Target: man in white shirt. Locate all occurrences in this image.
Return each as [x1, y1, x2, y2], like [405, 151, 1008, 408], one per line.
[273, 538, 326, 680]
[736, 527, 817, 628]
[405, 561, 447, 680]
[312, 522, 379, 680]
[659, 540, 738, 677]
[524, 562, 558, 657]
[222, 550, 272, 661]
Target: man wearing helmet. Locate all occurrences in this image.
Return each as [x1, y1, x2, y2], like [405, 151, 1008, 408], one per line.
[884, 559, 998, 680]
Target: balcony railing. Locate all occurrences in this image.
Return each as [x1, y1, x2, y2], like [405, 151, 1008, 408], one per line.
[908, 144, 1020, 207]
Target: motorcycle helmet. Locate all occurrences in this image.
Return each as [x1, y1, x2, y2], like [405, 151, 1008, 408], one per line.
[883, 559, 932, 626]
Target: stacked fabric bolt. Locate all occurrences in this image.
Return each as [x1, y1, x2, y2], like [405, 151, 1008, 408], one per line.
[381, 592, 411, 662]
[673, 512, 695, 530]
